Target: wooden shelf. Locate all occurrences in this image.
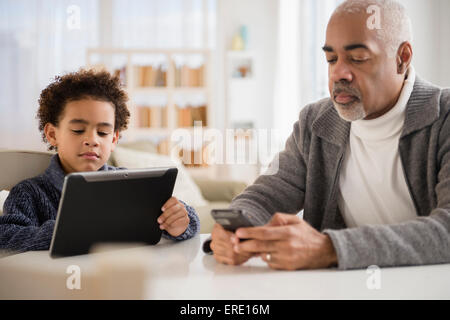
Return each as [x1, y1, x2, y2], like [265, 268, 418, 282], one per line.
[86, 48, 212, 167]
[132, 87, 208, 94]
[87, 48, 210, 56]
[129, 127, 171, 135]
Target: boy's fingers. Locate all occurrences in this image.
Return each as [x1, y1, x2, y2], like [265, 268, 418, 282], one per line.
[167, 216, 189, 228]
[158, 203, 183, 223]
[163, 209, 187, 226]
[161, 197, 178, 211]
[161, 215, 189, 231]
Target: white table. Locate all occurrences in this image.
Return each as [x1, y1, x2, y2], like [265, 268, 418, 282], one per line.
[0, 234, 449, 300]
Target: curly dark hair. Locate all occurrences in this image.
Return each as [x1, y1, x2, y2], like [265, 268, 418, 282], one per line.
[37, 69, 130, 150]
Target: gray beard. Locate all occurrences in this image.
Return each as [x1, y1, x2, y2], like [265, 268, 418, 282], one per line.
[333, 101, 367, 122]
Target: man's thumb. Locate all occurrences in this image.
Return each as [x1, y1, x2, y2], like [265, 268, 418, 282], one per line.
[267, 212, 300, 226]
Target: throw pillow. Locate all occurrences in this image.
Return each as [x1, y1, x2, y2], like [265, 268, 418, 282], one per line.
[112, 147, 208, 208]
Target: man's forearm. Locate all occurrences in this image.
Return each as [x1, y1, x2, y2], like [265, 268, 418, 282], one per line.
[324, 210, 450, 270]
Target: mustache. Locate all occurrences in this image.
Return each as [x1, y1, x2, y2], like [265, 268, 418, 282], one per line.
[332, 82, 362, 99]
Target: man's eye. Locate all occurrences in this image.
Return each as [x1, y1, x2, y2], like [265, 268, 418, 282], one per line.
[327, 58, 337, 64]
[351, 58, 367, 64]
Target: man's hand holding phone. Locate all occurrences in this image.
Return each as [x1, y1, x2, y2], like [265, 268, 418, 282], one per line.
[210, 209, 256, 265]
[210, 223, 256, 265]
[210, 210, 338, 270]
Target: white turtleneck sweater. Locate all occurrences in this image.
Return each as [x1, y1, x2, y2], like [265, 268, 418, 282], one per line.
[338, 66, 418, 228]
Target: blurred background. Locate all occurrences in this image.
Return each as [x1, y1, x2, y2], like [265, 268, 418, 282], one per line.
[1, 0, 450, 183]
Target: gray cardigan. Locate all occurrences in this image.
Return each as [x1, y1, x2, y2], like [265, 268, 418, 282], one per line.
[230, 76, 450, 270]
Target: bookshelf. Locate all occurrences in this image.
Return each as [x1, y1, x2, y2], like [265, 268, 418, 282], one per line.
[225, 50, 256, 130]
[86, 48, 212, 166]
[224, 50, 262, 182]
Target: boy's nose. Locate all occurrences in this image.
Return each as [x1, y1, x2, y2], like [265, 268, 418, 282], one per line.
[84, 140, 98, 146]
[83, 135, 99, 147]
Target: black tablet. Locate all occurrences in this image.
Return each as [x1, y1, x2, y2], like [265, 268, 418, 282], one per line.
[49, 167, 178, 258]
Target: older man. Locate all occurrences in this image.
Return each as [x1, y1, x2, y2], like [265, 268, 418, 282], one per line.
[209, 0, 450, 270]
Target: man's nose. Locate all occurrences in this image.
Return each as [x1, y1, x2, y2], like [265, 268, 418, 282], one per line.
[329, 60, 353, 84]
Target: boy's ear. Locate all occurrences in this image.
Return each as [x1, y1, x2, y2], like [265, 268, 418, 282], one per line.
[111, 131, 120, 151]
[44, 123, 58, 148]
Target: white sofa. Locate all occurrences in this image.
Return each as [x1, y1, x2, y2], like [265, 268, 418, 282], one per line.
[109, 142, 247, 233]
[0, 146, 247, 234]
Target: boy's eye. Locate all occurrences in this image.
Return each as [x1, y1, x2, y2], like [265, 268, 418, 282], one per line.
[98, 132, 109, 137]
[72, 130, 84, 134]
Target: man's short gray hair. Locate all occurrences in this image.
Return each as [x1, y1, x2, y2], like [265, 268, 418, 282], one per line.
[334, 0, 413, 57]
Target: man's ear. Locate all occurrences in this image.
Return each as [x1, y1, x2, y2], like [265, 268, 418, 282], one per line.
[396, 41, 413, 74]
[111, 131, 120, 151]
[44, 123, 58, 148]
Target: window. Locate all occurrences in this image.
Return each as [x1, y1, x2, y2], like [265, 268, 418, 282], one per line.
[273, 0, 341, 143]
[0, 0, 216, 150]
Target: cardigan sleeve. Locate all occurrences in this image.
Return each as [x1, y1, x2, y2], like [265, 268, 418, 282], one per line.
[0, 183, 55, 254]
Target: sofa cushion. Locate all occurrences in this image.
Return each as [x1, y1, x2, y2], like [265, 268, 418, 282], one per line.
[111, 146, 208, 208]
[108, 140, 158, 166]
[0, 190, 9, 215]
[117, 140, 158, 154]
[192, 178, 247, 203]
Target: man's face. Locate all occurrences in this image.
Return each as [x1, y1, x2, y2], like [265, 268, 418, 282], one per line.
[45, 99, 119, 173]
[324, 12, 402, 121]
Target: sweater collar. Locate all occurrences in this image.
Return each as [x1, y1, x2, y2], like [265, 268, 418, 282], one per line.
[312, 74, 442, 146]
[351, 66, 416, 141]
[44, 154, 109, 193]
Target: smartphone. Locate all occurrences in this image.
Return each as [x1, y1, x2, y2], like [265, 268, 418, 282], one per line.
[210, 209, 255, 232]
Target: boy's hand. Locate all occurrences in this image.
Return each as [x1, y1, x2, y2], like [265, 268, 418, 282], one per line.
[158, 197, 190, 237]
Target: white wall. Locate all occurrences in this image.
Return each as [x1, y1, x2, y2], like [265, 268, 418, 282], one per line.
[437, 0, 450, 87]
[215, 0, 278, 130]
[213, 0, 450, 135]
[398, 0, 450, 87]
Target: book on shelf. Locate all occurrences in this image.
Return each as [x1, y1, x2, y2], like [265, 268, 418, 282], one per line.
[190, 105, 207, 126]
[136, 105, 168, 128]
[133, 65, 167, 87]
[141, 66, 156, 87]
[179, 146, 210, 168]
[137, 106, 149, 128]
[175, 65, 204, 87]
[176, 105, 207, 127]
[157, 139, 170, 155]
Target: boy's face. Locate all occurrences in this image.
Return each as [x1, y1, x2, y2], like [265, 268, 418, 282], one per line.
[44, 99, 119, 174]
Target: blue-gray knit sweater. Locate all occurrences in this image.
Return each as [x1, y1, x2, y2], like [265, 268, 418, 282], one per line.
[0, 155, 200, 255]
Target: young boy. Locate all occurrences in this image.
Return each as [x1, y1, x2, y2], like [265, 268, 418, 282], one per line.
[0, 69, 200, 255]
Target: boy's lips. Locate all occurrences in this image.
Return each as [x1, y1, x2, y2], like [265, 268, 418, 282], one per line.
[80, 152, 99, 160]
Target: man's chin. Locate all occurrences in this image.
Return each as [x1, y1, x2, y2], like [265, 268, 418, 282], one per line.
[333, 102, 366, 122]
